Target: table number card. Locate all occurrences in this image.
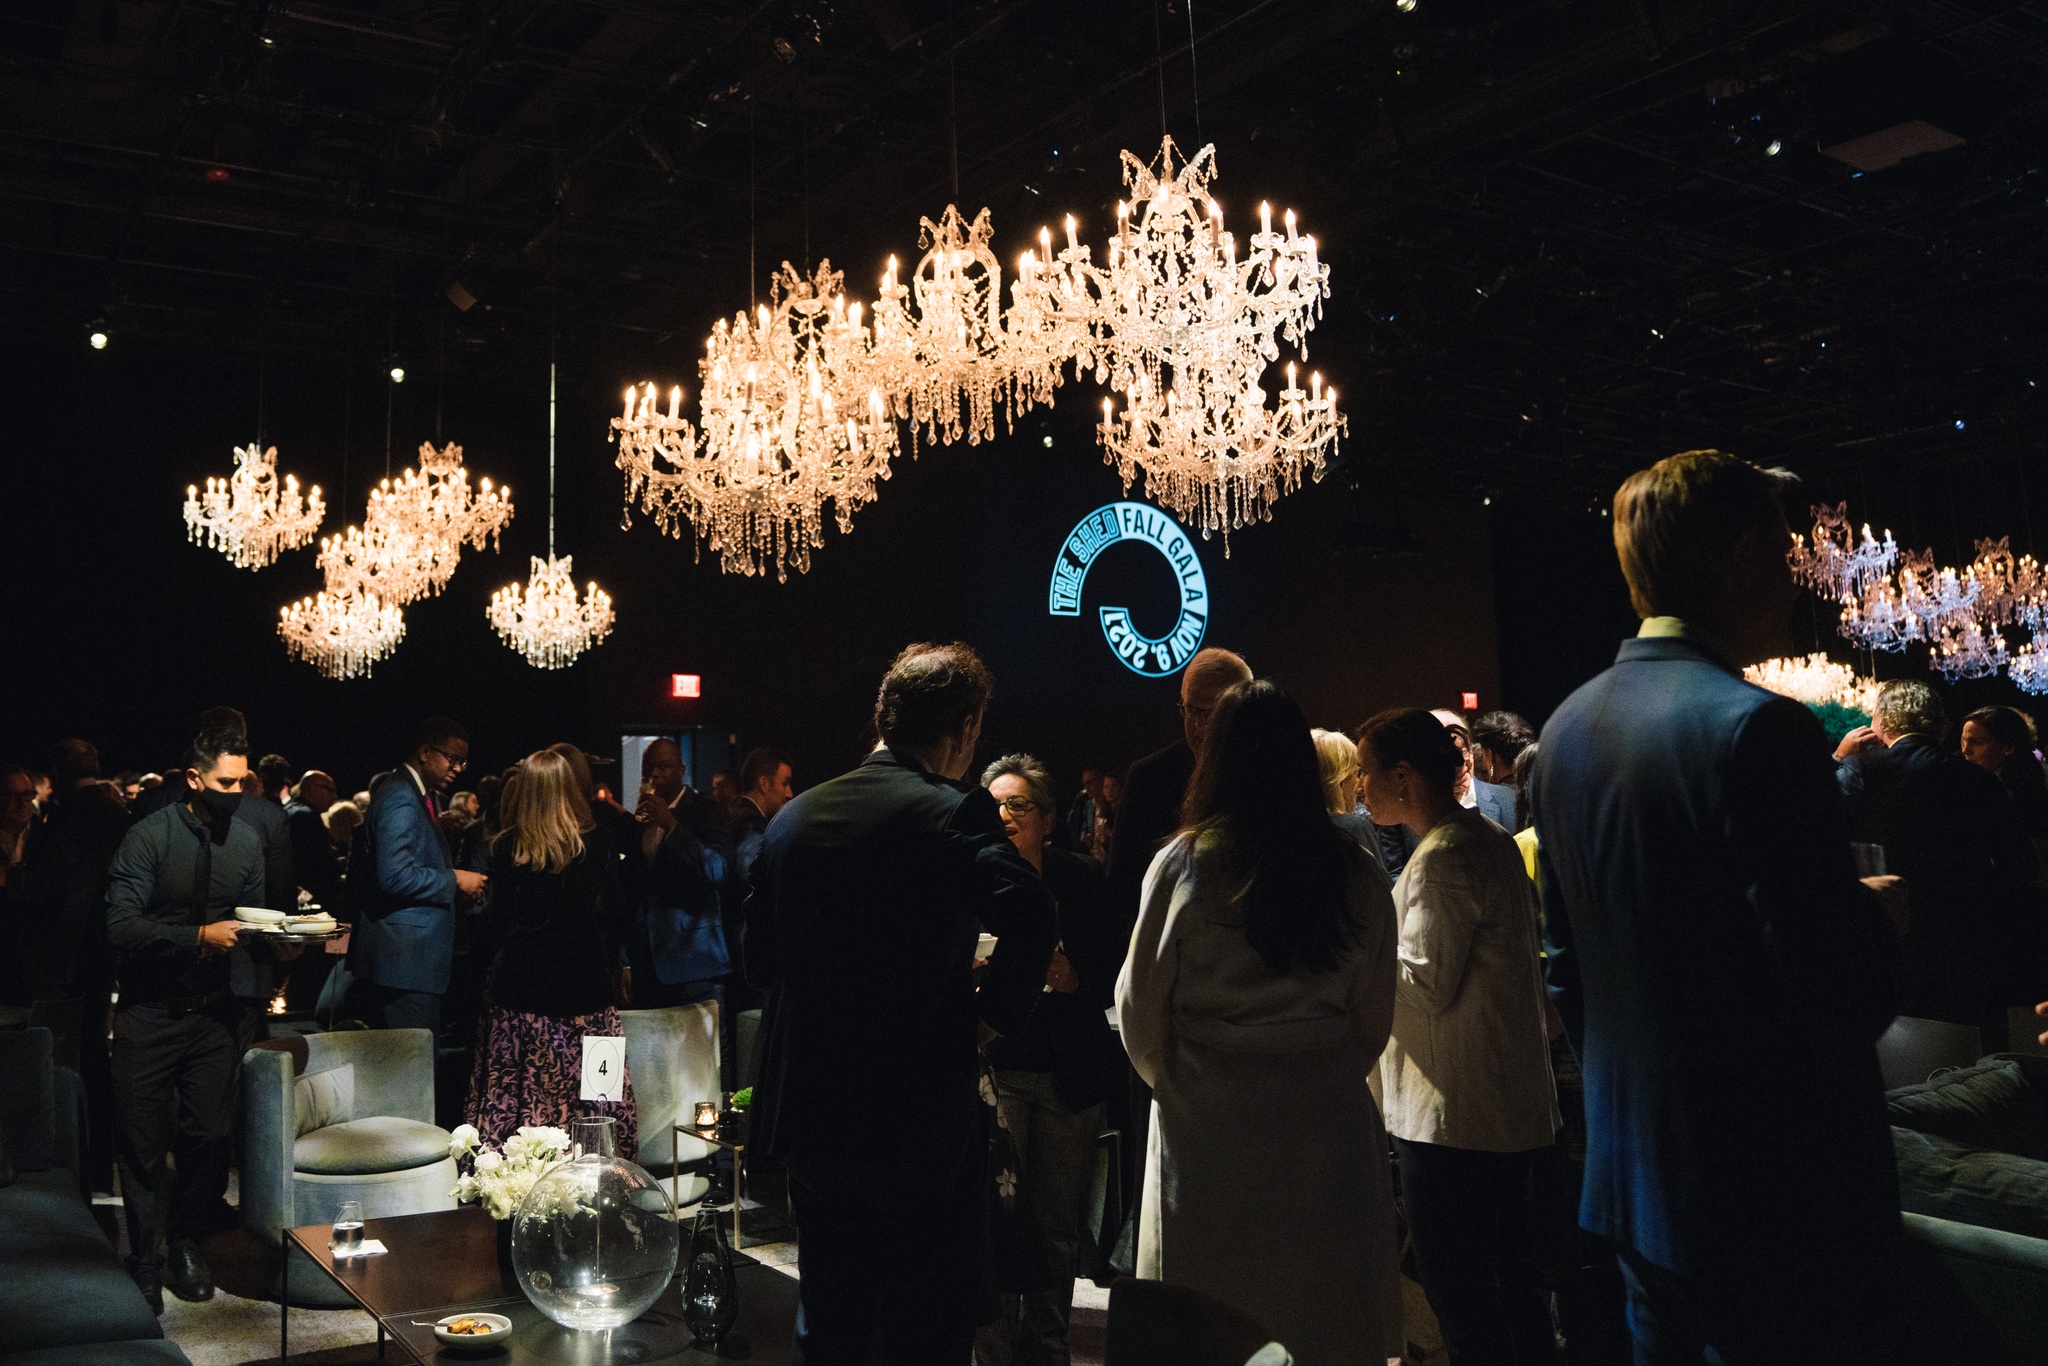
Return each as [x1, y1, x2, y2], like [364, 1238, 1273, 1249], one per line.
[582, 1035, 626, 1103]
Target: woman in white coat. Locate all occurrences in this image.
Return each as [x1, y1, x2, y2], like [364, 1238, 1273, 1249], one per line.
[1117, 680, 1403, 1366]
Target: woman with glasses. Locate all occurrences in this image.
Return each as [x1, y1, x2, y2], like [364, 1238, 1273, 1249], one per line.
[1117, 681, 1402, 1366]
[463, 749, 637, 1155]
[977, 753, 1124, 1366]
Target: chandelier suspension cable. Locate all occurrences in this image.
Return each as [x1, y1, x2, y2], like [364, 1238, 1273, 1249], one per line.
[749, 96, 758, 312]
[256, 342, 267, 446]
[1185, 0, 1202, 145]
[1151, 0, 1168, 139]
[549, 297, 558, 558]
[947, 0, 960, 202]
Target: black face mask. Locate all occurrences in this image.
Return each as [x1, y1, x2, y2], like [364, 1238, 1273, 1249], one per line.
[194, 786, 243, 824]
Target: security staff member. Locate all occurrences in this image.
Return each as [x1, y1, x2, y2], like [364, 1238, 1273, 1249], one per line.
[104, 727, 270, 1313]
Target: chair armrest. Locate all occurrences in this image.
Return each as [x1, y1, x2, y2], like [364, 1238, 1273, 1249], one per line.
[240, 1045, 299, 1237]
[48, 1066, 82, 1184]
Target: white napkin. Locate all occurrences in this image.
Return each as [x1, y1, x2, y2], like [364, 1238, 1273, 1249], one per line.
[330, 1239, 388, 1259]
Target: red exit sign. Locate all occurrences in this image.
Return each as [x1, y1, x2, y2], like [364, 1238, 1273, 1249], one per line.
[671, 674, 701, 699]
[1461, 691, 1479, 711]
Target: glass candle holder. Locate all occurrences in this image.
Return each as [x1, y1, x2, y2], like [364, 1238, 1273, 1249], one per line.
[693, 1100, 719, 1128]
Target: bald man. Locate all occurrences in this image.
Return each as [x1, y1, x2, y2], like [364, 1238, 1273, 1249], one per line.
[1104, 647, 1254, 919]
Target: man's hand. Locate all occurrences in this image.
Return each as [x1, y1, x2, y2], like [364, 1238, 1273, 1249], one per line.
[1861, 874, 1909, 937]
[2035, 1000, 2048, 1048]
[1045, 950, 1079, 995]
[1834, 726, 1884, 761]
[455, 870, 489, 899]
[198, 921, 243, 956]
[636, 792, 677, 833]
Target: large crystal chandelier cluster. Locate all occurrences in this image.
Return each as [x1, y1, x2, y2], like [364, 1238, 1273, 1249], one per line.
[617, 260, 898, 580]
[489, 364, 615, 668]
[280, 442, 513, 679]
[1083, 141, 1342, 542]
[1789, 503, 2048, 694]
[1743, 653, 1881, 714]
[183, 444, 326, 569]
[614, 138, 1343, 576]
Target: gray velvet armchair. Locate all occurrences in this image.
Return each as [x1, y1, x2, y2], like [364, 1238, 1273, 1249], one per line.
[242, 1028, 458, 1305]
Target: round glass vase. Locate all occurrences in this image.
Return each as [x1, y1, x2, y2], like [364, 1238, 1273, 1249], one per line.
[509, 1117, 678, 1331]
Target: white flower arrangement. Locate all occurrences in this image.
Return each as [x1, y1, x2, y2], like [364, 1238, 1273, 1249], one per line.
[448, 1123, 573, 1221]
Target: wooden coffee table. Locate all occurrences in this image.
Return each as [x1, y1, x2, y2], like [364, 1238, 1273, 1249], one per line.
[282, 1206, 797, 1363]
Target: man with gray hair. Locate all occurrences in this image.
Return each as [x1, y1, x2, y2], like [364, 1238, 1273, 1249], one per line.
[1837, 678, 2034, 1029]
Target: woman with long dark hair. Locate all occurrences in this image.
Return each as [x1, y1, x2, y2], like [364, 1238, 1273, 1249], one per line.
[1359, 708, 1559, 1366]
[1116, 680, 1401, 1365]
[463, 749, 636, 1155]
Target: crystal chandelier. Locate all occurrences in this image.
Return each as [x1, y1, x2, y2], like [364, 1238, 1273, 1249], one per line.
[614, 260, 898, 582]
[490, 363, 615, 669]
[866, 206, 1017, 449]
[183, 444, 326, 569]
[1742, 653, 1880, 713]
[1069, 139, 1343, 544]
[1787, 503, 1897, 603]
[278, 586, 406, 680]
[317, 442, 512, 604]
[2012, 634, 2048, 694]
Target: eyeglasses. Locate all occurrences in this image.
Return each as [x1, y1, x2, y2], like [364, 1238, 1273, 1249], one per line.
[998, 797, 1043, 816]
[1177, 702, 1214, 722]
[428, 744, 469, 773]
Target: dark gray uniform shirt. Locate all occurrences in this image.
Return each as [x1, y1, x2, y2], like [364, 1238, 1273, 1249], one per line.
[105, 802, 265, 1001]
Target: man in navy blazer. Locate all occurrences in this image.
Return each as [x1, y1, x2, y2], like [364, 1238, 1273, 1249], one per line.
[1532, 451, 1911, 1363]
[346, 717, 487, 1037]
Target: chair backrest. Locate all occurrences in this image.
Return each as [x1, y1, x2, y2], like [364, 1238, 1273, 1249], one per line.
[0, 1027, 56, 1173]
[305, 1027, 436, 1124]
[1104, 1278, 1282, 1366]
[620, 1003, 720, 1176]
[1880, 1016, 1986, 1091]
[27, 998, 83, 1072]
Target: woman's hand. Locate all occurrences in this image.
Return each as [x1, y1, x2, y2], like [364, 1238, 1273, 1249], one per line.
[1046, 950, 1079, 995]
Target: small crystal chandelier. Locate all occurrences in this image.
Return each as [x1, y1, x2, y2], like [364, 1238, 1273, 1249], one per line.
[490, 363, 615, 668]
[317, 442, 512, 604]
[2012, 633, 2048, 694]
[1059, 139, 1342, 545]
[613, 260, 898, 582]
[867, 206, 1016, 448]
[1743, 653, 1880, 712]
[183, 444, 326, 569]
[1787, 503, 1897, 603]
[278, 586, 406, 680]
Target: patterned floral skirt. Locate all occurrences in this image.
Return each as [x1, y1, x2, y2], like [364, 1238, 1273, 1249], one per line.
[465, 1005, 638, 1160]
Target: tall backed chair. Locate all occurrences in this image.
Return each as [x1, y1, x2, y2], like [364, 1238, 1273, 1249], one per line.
[242, 1028, 458, 1305]
[1879, 1016, 1985, 1091]
[620, 1002, 720, 1211]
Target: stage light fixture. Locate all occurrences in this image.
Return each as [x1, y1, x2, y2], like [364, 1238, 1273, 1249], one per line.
[1766, 140, 1783, 156]
[389, 366, 405, 383]
[89, 331, 108, 349]
[1396, 0, 1417, 11]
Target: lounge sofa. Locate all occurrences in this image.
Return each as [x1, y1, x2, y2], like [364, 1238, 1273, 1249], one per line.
[0, 1027, 192, 1366]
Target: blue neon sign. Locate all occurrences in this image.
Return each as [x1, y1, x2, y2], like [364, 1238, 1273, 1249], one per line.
[1048, 502, 1210, 677]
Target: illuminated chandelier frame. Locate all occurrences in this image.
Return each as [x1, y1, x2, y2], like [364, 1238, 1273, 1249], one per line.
[490, 362, 615, 669]
[184, 443, 326, 569]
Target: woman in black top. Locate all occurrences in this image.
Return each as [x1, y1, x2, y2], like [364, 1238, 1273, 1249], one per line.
[462, 749, 636, 1156]
[977, 752, 1124, 1366]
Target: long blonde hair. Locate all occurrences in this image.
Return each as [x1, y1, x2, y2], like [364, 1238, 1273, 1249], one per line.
[1310, 728, 1359, 816]
[500, 749, 591, 874]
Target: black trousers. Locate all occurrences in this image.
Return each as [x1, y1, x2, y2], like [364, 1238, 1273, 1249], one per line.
[368, 984, 442, 1038]
[1618, 1241, 1919, 1366]
[1395, 1137, 1558, 1366]
[110, 1001, 242, 1272]
[788, 1127, 987, 1366]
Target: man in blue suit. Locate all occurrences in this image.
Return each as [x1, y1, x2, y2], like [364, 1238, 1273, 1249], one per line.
[346, 717, 487, 1037]
[1532, 451, 1911, 1364]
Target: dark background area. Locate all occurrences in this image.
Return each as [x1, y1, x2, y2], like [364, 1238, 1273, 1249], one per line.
[5, 0, 2048, 794]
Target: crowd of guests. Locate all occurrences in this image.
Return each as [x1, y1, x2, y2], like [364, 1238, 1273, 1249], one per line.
[13, 447, 2048, 1365]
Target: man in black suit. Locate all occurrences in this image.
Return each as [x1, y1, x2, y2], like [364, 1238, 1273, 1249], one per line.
[729, 745, 794, 884]
[1835, 680, 2035, 1035]
[746, 642, 1055, 1365]
[1103, 647, 1252, 921]
[1533, 450, 1912, 1364]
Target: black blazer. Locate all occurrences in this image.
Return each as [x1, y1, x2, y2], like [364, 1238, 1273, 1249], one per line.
[1532, 635, 1902, 1277]
[480, 822, 627, 1018]
[1837, 734, 2035, 1021]
[986, 847, 1127, 1109]
[1105, 739, 1194, 930]
[744, 748, 1056, 1183]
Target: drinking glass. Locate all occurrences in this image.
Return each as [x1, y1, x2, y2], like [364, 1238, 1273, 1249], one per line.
[333, 1201, 365, 1255]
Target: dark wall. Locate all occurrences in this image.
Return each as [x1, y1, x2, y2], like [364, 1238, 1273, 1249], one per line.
[1, 339, 1499, 799]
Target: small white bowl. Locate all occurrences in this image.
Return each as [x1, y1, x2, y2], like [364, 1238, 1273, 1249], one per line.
[433, 1311, 512, 1347]
[976, 933, 999, 959]
[285, 915, 337, 933]
[234, 907, 286, 925]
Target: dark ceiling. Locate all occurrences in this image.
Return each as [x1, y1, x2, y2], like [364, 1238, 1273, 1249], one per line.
[5, 0, 2047, 513]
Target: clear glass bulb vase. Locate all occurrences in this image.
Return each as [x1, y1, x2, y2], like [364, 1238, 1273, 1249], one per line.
[510, 1117, 679, 1330]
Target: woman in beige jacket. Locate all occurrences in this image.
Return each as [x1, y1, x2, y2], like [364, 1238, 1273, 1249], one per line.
[1118, 681, 1402, 1366]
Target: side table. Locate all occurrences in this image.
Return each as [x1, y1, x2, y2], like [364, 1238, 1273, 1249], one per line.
[674, 1119, 745, 1249]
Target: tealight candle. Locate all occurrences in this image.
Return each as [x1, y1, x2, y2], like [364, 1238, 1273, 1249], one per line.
[694, 1101, 719, 1129]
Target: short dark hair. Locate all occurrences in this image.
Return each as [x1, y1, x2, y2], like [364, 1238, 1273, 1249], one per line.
[413, 717, 470, 754]
[189, 727, 249, 776]
[258, 753, 293, 794]
[740, 746, 791, 793]
[1612, 450, 1796, 620]
[196, 706, 248, 739]
[874, 643, 994, 753]
[1357, 708, 1467, 793]
[1470, 711, 1536, 764]
[48, 738, 100, 787]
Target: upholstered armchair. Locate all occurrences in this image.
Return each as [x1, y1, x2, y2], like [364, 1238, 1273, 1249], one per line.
[242, 1028, 458, 1305]
[620, 1002, 721, 1210]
